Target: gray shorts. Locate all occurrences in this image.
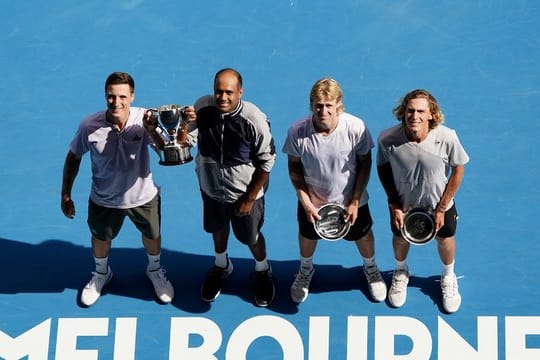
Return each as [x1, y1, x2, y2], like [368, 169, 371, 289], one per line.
[201, 190, 264, 245]
[87, 195, 161, 241]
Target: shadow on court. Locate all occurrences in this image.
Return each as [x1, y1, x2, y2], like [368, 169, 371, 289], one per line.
[412, 274, 449, 313]
[0, 238, 449, 314]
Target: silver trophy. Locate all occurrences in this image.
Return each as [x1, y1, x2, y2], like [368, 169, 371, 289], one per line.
[313, 204, 351, 241]
[401, 208, 436, 245]
[151, 104, 193, 166]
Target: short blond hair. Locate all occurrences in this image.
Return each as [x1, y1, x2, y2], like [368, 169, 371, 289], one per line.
[310, 78, 344, 114]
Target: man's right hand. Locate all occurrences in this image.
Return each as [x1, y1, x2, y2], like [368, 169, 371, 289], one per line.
[302, 201, 321, 224]
[391, 206, 405, 230]
[61, 195, 75, 219]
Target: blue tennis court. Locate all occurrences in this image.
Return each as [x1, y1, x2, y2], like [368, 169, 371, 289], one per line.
[1, 1, 539, 359]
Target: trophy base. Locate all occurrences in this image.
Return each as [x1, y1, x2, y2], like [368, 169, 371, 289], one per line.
[159, 158, 193, 166]
[158, 146, 193, 166]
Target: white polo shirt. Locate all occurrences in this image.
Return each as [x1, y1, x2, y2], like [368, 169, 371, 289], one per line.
[70, 107, 159, 209]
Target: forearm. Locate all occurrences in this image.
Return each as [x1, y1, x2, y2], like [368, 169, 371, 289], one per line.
[377, 163, 401, 208]
[245, 169, 270, 201]
[288, 156, 314, 207]
[142, 110, 166, 149]
[177, 105, 198, 146]
[350, 153, 372, 206]
[290, 172, 312, 207]
[148, 129, 166, 149]
[61, 151, 81, 199]
[436, 165, 465, 212]
[176, 122, 188, 145]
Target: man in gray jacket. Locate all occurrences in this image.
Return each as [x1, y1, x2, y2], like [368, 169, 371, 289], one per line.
[187, 68, 276, 307]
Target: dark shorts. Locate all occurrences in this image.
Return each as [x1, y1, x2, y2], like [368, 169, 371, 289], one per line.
[391, 204, 458, 238]
[87, 195, 161, 242]
[297, 201, 373, 241]
[201, 190, 264, 245]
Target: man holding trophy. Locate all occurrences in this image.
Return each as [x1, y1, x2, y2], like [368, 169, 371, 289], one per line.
[186, 68, 277, 307]
[377, 89, 469, 313]
[282, 78, 387, 305]
[61, 72, 175, 307]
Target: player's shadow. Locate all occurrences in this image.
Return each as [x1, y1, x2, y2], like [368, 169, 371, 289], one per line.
[301, 264, 387, 302]
[208, 260, 382, 314]
[407, 274, 447, 313]
[0, 237, 390, 315]
[0, 237, 211, 312]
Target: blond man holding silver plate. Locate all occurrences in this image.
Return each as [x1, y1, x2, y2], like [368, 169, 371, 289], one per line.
[282, 78, 386, 305]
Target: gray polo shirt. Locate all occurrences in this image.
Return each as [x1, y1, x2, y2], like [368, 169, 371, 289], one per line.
[377, 124, 470, 211]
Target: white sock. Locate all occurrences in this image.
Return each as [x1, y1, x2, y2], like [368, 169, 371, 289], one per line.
[94, 256, 109, 274]
[396, 259, 408, 272]
[442, 260, 455, 277]
[255, 258, 269, 272]
[214, 251, 228, 268]
[300, 255, 314, 273]
[363, 256, 376, 269]
[147, 253, 161, 272]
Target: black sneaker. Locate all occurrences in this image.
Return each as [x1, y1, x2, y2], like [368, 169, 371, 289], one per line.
[254, 267, 275, 307]
[201, 259, 233, 302]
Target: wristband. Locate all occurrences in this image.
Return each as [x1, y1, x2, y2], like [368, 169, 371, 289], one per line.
[436, 205, 446, 213]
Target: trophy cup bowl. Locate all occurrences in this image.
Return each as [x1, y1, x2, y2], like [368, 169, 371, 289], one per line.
[154, 104, 193, 166]
[401, 208, 436, 245]
[313, 204, 351, 241]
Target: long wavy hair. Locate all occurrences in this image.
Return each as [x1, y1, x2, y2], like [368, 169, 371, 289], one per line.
[393, 89, 444, 129]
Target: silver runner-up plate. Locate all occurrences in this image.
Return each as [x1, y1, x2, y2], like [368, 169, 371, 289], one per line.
[314, 204, 351, 241]
[401, 208, 436, 245]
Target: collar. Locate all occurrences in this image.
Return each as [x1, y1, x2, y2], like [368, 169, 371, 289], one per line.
[220, 100, 243, 118]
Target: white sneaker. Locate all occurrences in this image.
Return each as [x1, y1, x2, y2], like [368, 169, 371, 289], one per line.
[441, 274, 461, 313]
[388, 269, 409, 308]
[290, 267, 314, 304]
[81, 266, 112, 307]
[363, 265, 387, 302]
[147, 267, 174, 304]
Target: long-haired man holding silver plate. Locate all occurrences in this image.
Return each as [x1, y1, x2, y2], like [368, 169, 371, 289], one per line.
[282, 78, 386, 305]
[377, 89, 469, 313]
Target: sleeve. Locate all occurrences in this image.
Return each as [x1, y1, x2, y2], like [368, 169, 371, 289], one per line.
[376, 134, 390, 166]
[281, 123, 301, 157]
[447, 129, 470, 167]
[69, 121, 90, 157]
[354, 121, 374, 157]
[194, 95, 213, 112]
[188, 96, 215, 147]
[185, 121, 198, 147]
[253, 115, 276, 172]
